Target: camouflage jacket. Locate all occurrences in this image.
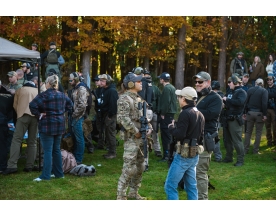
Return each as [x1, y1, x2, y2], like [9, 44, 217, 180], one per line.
[7, 82, 22, 91]
[117, 91, 152, 135]
[71, 82, 88, 119]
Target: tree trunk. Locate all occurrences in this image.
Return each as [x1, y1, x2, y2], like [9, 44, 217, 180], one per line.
[143, 57, 149, 71]
[207, 42, 213, 76]
[175, 17, 186, 89]
[218, 16, 228, 90]
[82, 51, 92, 88]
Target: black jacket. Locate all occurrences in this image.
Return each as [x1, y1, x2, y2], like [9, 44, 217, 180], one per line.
[266, 84, 276, 109]
[224, 86, 247, 116]
[168, 105, 205, 144]
[0, 93, 14, 125]
[196, 88, 223, 134]
[100, 83, 119, 118]
[245, 86, 268, 116]
[138, 76, 153, 106]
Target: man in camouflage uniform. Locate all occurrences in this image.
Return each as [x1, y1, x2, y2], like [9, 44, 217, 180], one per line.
[68, 72, 88, 165]
[6, 71, 22, 95]
[116, 73, 152, 200]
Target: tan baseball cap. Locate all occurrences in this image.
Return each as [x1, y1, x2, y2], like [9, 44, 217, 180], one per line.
[255, 78, 264, 85]
[175, 87, 197, 101]
[98, 74, 114, 82]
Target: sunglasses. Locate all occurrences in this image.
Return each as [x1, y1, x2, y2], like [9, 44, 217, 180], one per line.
[194, 80, 204, 84]
[228, 81, 232, 84]
[69, 80, 73, 83]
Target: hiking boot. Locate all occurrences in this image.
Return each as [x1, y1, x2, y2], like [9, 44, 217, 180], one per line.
[117, 195, 127, 200]
[222, 158, 233, 163]
[33, 165, 43, 171]
[104, 154, 116, 159]
[234, 162, 243, 167]
[154, 151, 162, 157]
[2, 168, 18, 175]
[159, 156, 169, 162]
[23, 167, 33, 172]
[127, 192, 146, 200]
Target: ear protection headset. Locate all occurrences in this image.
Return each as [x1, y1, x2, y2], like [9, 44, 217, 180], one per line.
[268, 75, 276, 82]
[106, 74, 112, 85]
[72, 72, 80, 82]
[211, 80, 220, 90]
[123, 74, 135, 89]
[128, 80, 135, 88]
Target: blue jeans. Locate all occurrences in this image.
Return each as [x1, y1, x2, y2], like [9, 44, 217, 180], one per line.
[71, 117, 85, 163]
[164, 153, 199, 200]
[39, 133, 64, 180]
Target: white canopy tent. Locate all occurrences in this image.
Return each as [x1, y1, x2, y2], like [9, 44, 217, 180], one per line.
[0, 37, 40, 62]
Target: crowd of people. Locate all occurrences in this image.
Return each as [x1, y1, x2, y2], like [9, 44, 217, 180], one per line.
[1, 47, 276, 200]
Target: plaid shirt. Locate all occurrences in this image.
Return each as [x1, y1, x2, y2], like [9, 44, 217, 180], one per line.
[29, 88, 73, 135]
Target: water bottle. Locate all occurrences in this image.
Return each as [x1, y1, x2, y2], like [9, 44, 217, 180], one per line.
[249, 65, 253, 73]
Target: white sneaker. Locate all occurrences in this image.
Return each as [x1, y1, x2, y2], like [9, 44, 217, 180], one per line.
[33, 177, 42, 182]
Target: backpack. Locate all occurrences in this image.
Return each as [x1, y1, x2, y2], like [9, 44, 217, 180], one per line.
[69, 164, 96, 177]
[61, 149, 77, 173]
[47, 49, 58, 64]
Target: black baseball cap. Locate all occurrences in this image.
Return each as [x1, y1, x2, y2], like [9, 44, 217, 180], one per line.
[93, 75, 99, 81]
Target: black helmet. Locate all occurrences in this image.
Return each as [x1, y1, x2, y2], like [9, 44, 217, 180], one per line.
[211, 80, 220, 90]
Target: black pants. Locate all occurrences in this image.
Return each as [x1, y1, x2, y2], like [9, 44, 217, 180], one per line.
[0, 125, 10, 171]
[160, 114, 174, 157]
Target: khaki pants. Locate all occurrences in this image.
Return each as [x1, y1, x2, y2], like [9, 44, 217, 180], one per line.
[196, 152, 211, 200]
[7, 114, 38, 169]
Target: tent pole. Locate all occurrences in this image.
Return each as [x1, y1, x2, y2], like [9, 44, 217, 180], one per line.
[37, 58, 41, 172]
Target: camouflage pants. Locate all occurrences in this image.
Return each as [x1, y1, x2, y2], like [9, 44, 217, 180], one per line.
[117, 136, 145, 197]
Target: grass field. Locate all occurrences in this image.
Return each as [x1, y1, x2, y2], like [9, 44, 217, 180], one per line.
[1, 127, 276, 201]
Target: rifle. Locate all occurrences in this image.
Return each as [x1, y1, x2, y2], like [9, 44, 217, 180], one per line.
[138, 101, 148, 159]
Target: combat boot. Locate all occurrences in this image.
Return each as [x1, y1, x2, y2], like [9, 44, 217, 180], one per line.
[127, 191, 146, 200]
[117, 195, 127, 200]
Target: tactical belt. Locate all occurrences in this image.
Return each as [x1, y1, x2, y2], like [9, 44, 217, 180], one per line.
[176, 141, 198, 158]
